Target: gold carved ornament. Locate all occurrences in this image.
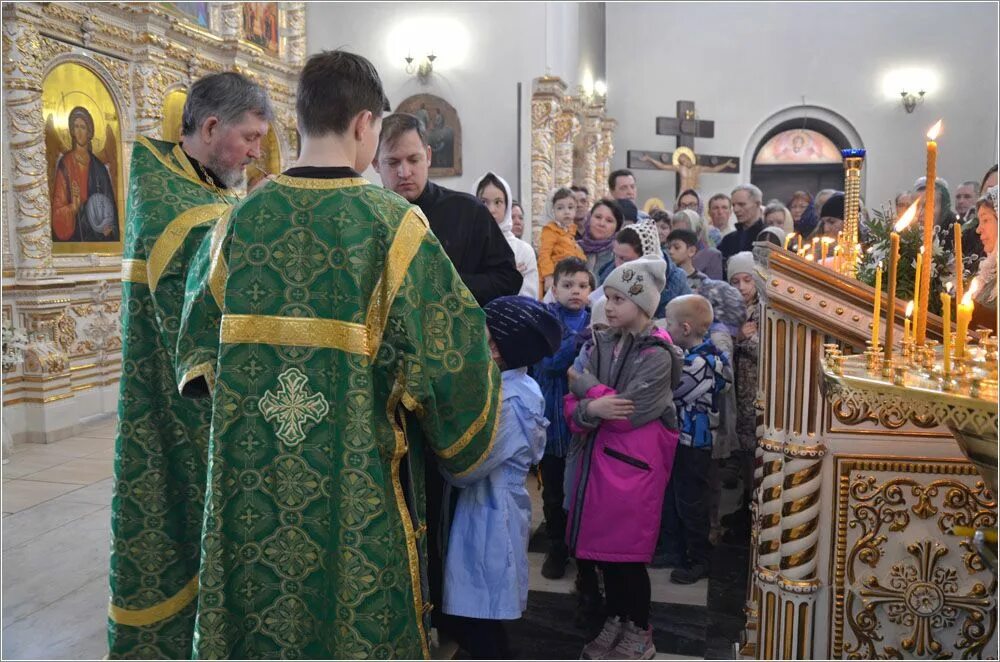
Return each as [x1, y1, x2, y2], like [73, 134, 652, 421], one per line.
[834, 462, 997, 659]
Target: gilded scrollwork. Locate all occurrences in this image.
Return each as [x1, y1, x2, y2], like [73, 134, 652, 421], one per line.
[827, 379, 997, 438]
[833, 459, 997, 659]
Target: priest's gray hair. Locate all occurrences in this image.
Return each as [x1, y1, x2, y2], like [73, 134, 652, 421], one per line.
[181, 72, 274, 137]
[731, 183, 762, 203]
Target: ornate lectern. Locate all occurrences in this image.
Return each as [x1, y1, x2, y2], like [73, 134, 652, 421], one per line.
[740, 242, 998, 659]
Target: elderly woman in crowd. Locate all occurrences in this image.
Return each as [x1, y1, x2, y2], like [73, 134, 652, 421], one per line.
[672, 208, 723, 279]
[764, 201, 795, 236]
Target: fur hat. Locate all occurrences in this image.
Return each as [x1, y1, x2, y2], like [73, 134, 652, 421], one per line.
[483, 296, 561, 370]
[727, 251, 755, 278]
[603, 256, 667, 317]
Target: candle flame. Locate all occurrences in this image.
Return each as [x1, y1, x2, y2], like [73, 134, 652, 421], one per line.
[964, 278, 981, 304]
[905, 301, 915, 318]
[926, 119, 943, 141]
[894, 200, 920, 232]
[945, 281, 953, 293]
[821, 237, 836, 245]
[806, 254, 815, 261]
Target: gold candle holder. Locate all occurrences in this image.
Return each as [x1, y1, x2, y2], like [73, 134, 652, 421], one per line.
[838, 149, 866, 279]
[893, 364, 907, 386]
[975, 328, 993, 347]
[922, 340, 940, 371]
[865, 342, 883, 375]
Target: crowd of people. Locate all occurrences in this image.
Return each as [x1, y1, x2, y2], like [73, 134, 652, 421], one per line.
[110, 46, 999, 661]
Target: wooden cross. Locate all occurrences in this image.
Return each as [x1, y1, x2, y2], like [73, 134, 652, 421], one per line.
[627, 100, 740, 193]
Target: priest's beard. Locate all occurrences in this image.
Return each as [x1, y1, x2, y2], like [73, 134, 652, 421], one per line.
[206, 156, 247, 189]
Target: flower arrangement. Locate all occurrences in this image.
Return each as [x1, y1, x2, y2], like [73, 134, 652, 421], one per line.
[857, 205, 951, 316]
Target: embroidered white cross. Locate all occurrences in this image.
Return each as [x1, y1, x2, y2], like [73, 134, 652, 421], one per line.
[259, 368, 329, 446]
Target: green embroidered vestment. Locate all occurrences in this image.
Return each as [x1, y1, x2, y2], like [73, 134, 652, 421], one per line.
[109, 137, 234, 659]
[190, 174, 501, 659]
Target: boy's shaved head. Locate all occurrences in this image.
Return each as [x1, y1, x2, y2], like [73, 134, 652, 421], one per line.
[665, 295, 714, 335]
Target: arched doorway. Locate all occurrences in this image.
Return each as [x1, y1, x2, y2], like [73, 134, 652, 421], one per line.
[750, 118, 851, 205]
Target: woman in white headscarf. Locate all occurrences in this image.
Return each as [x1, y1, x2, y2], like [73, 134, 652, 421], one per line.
[474, 172, 539, 299]
[971, 186, 998, 331]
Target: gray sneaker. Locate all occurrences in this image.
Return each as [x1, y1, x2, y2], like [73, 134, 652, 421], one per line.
[580, 616, 624, 659]
[607, 620, 655, 660]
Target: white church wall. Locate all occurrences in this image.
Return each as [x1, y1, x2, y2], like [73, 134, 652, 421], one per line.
[606, 2, 999, 210]
[306, 2, 549, 205]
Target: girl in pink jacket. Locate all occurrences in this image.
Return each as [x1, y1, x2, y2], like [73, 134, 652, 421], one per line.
[564, 257, 681, 660]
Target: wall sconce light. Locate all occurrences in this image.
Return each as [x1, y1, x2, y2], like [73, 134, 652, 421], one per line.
[900, 90, 926, 113]
[405, 52, 436, 84]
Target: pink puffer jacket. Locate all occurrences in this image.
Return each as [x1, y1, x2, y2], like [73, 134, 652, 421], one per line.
[562, 327, 680, 562]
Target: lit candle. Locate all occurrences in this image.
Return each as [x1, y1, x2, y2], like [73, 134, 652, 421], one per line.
[871, 262, 883, 347]
[834, 245, 843, 271]
[956, 280, 979, 359]
[884, 201, 917, 365]
[954, 221, 963, 305]
[941, 291, 952, 374]
[904, 301, 915, 345]
[917, 119, 943, 345]
[784, 232, 797, 251]
[912, 248, 923, 336]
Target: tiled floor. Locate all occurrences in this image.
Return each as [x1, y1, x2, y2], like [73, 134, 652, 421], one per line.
[2, 416, 117, 660]
[1, 417, 747, 660]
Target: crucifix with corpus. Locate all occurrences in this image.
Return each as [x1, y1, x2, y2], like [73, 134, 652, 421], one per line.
[627, 100, 740, 193]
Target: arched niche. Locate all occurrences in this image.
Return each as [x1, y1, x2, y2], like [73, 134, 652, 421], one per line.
[743, 105, 865, 205]
[41, 60, 127, 255]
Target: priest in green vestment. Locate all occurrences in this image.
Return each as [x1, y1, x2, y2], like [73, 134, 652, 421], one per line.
[108, 73, 273, 659]
[188, 50, 501, 659]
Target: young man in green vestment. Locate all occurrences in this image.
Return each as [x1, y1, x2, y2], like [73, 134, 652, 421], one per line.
[108, 72, 272, 659]
[189, 50, 502, 659]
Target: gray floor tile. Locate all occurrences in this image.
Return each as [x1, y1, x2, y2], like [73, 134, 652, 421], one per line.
[1, 508, 110, 625]
[1, 574, 108, 660]
[1, 480, 84, 513]
[1, 499, 107, 551]
[50, 478, 115, 507]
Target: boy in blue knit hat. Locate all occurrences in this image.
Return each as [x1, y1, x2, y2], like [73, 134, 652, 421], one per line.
[440, 295, 562, 659]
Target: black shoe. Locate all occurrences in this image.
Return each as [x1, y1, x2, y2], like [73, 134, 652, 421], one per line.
[650, 553, 684, 569]
[670, 563, 709, 584]
[541, 550, 569, 579]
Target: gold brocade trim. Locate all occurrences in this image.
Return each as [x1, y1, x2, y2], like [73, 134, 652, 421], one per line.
[171, 143, 202, 181]
[219, 209, 428, 357]
[135, 136, 209, 191]
[272, 174, 370, 190]
[121, 259, 148, 284]
[386, 375, 431, 660]
[221, 314, 369, 355]
[108, 575, 198, 627]
[438, 361, 497, 460]
[177, 361, 215, 396]
[401, 390, 425, 417]
[147, 203, 230, 291]
[207, 208, 233, 309]
[365, 208, 429, 356]
[451, 381, 502, 480]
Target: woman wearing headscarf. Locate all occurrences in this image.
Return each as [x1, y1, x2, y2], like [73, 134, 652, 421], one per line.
[578, 198, 624, 280]
[672, 209, 723, 280]
[475, 171, 539, 299]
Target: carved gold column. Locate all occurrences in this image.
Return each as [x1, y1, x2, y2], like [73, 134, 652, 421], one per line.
[2, 22, 64, 278]
[596, 117, 617, 198]
[576, 106, 602, 202]
[530, 76, 564, 248]
[553, 108, 579, 190]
